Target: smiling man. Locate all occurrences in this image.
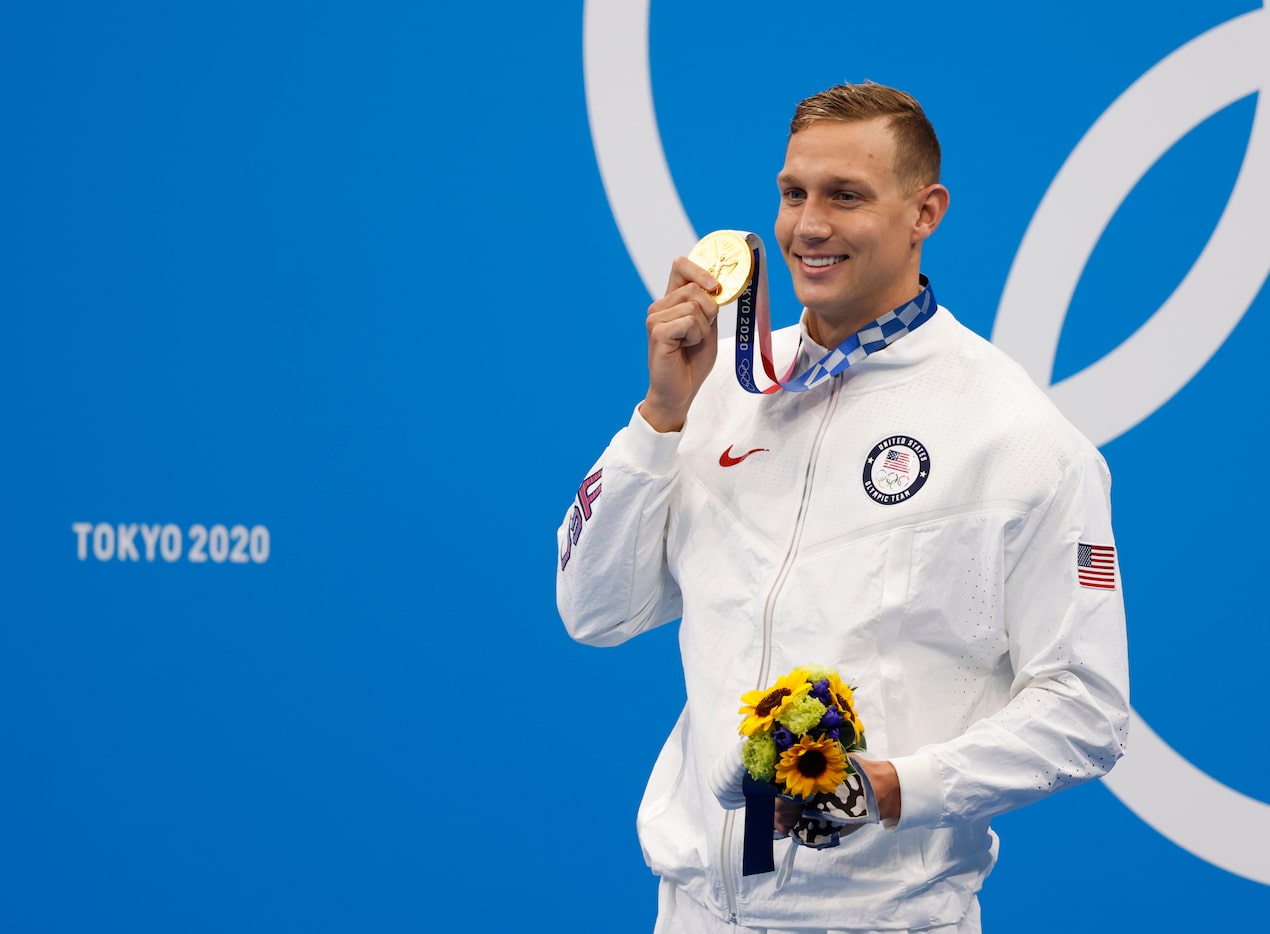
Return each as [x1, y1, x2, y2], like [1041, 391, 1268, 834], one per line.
[776, 103, 946, 351]
[557, 82, 1129, 934]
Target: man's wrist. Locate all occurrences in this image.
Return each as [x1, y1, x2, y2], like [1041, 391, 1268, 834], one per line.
[638, 399, 688, 433]
[857, 758, 901, 822]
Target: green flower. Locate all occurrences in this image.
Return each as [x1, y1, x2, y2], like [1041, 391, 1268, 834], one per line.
[798, 664, 839, 683]
[742, 732, 778, 781]
[776, 695, 827, 734]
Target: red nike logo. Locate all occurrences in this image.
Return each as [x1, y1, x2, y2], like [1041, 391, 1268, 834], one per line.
[719, 445, 769, 467]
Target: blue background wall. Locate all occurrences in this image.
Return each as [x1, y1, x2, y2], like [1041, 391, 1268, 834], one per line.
[3, 1, 1268, 930]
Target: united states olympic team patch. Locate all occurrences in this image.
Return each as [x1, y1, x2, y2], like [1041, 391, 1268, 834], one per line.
[863, 436, 930, 505]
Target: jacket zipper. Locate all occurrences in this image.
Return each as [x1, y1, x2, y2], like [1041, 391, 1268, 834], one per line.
[721, 375, 845, 923]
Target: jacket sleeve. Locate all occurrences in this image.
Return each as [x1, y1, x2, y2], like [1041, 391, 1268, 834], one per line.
[555, 407, 687, 647]
[889, 449, 1131, 829]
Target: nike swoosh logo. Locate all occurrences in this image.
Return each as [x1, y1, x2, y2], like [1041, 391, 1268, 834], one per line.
[719, 446, 769, 467]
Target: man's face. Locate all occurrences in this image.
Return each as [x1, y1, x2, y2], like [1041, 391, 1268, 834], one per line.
[774, 117, 935, 346]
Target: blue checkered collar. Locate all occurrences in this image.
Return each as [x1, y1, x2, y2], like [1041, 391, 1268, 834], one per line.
[795, 276, 938, 376]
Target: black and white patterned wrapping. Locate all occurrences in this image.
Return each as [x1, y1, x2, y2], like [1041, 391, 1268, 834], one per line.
[790, 763, 879, 849]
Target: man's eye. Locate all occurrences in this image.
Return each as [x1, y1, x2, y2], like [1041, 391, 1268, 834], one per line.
[835, 192, 858, 202]
[783, 189, 806, 202]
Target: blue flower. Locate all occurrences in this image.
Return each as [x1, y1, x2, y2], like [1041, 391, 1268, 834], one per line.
[818, 706, 845, 731]
[772, 726, 795, 751]
[810, 679, 832, 705]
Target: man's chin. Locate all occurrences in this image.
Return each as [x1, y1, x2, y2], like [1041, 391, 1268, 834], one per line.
[796, 292, 855, 321]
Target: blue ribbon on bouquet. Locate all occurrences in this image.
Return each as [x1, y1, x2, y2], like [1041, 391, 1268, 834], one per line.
[741, 775, 782, 876]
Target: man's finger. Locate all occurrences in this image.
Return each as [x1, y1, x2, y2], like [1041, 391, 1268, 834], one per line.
[649, 282, 720, 321]
[665, 255, 720, 297]
[649, 307, 712, 349]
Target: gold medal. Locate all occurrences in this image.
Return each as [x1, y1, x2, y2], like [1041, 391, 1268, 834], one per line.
[687, 229, 754, 305]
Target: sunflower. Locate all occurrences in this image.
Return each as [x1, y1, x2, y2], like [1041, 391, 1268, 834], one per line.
[738, 669, 812, 737]
[826, 671, 865, 741]
[775, 735, 851, 798]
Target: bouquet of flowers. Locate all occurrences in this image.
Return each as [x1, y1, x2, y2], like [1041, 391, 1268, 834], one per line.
[738, 664, 866, 798]
[732, 665, 875, 878]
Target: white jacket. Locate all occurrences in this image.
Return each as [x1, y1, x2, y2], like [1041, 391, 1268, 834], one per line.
[556, 306, 1130, 930]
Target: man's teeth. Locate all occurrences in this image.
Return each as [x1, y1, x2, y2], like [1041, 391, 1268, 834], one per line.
[802, 255, 845, 267]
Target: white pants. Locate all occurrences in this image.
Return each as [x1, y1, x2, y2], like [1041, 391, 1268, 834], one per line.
[653, 879, 982, 934]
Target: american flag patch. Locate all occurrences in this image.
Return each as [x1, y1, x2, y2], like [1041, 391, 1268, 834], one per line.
[884, 448, 910, 474]
[1077, 543, 1116, 590]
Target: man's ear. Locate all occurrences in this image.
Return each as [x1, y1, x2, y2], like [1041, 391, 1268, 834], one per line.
[912, 184, 950, 244]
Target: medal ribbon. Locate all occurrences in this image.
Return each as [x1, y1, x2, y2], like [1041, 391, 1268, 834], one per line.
[730, 232, 937, 393]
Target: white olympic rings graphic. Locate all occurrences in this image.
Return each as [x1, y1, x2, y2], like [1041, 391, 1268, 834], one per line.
[583, 0, 1270, 884]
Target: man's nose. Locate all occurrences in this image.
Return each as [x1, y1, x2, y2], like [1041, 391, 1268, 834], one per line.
[796, 199, 831, 240]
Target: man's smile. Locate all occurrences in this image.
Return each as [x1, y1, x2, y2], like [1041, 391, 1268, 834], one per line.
[797, 254, 848, 268]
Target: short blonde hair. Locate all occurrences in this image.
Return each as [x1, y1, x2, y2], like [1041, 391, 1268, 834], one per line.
[789, 81, 941, 189]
